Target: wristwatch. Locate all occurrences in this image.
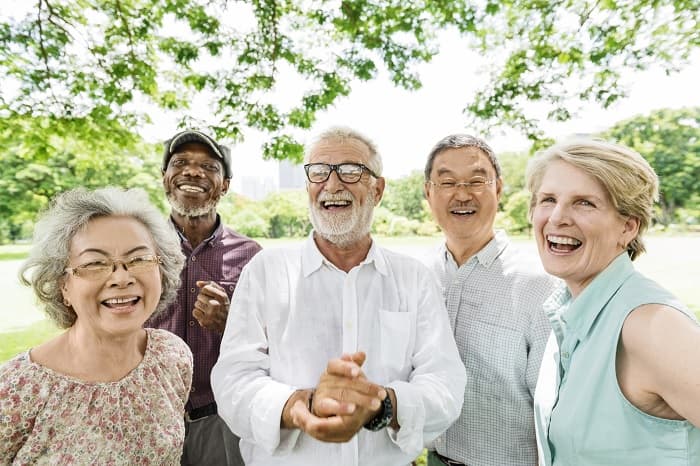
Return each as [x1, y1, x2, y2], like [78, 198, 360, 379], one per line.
[364, 391, 393, 431]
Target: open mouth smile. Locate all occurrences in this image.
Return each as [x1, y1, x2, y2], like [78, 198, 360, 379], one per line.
[547, 234, 582, 252]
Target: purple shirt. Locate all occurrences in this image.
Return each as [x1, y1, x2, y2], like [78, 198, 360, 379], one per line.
[146, 216, 261, 410]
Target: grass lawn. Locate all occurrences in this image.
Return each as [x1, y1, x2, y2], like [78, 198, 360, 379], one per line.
[1, 234, 698, 363]
[0, 319, 61, 362]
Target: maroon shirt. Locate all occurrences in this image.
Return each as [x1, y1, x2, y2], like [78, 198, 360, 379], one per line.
[146, 216, 261, 411]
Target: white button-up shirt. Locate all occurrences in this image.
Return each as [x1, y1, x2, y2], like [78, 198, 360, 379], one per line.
[211, 235, 466, 466]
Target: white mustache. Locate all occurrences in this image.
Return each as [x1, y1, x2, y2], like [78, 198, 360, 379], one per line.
[318, 192, 354, 203]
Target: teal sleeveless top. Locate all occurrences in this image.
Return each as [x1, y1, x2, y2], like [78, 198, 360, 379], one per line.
[534, 253, 700, 466]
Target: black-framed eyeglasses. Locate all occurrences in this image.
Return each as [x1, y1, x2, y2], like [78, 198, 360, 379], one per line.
[304, 163, 379, 184]
[64, 254, 162, 281]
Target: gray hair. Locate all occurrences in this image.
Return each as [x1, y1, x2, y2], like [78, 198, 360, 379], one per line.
[19, 187, 185, 328]
[525, 138, 659, 261]
[304, 126, 383, 177]
[424, 134, 501, 180]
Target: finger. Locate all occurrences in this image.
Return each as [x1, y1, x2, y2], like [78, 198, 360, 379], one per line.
[313, 395, 356, 417]
[326, 358, 363, 378]
[292, 401, 357, 443]
[340, 351, 366, 367]
[196, 283, 229, 301]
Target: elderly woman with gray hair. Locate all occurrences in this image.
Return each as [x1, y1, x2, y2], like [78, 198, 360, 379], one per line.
[0, 187, 192, 464]
[527, 139, 700, 466]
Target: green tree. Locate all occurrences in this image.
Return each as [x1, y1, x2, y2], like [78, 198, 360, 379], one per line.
[261, 190, 311, 238]
[2, 1, 697, 155]
[0, 111, 162, 243]
[382, 170, 429, 222]
[602, 107, 700, 225]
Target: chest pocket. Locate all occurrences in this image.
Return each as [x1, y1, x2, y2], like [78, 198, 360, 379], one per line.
[378, 309, 414, 377]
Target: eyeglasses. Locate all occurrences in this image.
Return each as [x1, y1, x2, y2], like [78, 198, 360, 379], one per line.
[304, 163, 379, 184]
[427, 177, 496, 193]
[64, 254, 162, 281]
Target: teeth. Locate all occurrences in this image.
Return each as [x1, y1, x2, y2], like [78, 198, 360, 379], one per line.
[323, 200, 351, 207]
[548, 235, 581, 246]
[179, 184, 204, 193]
[104, 297, 138, 304]
[451, 209, 475, 214]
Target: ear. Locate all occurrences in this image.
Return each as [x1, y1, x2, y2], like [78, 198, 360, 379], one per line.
[621, 215, 640, 247]
[495, 177, 503, 201]
[221, 178, 230, 195]
[373, 177, 386, 205]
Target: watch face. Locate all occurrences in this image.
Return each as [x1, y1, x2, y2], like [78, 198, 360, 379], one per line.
[364, 393, 393, 431]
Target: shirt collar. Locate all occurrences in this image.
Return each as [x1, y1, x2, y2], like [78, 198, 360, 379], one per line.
[442, 229, 508, 269]
[169, 214, 223, 246]
[559, 252, 635, 342]
[301, 231, 388, 277]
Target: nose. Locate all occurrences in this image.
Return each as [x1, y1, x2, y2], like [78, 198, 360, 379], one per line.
[107, 260, 135, 287]
[323, 169, 345, 192]
[182, 163, 205, 177]
[453, 184, 474, 201]
[548, 202, 571, 226]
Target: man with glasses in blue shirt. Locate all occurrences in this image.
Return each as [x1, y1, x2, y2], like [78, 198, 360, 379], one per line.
[423, 134, 559, 466]
[212, 126, 466, 466]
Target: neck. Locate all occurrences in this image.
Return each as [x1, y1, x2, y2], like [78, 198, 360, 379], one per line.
[63, 325, 147, 382]
[445, 231, 495, 267]
[313, 231, 373, 272]
[171, 210, 218, 248]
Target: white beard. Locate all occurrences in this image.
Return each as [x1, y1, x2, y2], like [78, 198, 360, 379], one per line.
[166, 192, 220, 218]
[309, 189, 375, 248]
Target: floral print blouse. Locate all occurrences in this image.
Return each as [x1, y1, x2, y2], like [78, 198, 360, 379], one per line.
[0, 328, 193, 465]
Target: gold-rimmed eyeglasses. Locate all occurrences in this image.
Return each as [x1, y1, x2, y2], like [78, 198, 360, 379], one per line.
[426, 177, 495, 194]
[64, 254, 162, 281]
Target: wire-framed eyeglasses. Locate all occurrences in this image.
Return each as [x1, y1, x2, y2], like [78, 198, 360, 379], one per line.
[427, 177, 496, 193]
[64, 254, 162, 281]
[304, 163, 379, 184]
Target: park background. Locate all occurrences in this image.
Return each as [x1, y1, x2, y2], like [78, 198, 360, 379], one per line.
[1, 1, 698, 363]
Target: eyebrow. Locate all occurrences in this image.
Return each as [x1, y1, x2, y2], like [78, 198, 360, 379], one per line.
[77, 245, 152, 257]
[435, 167, 489, 177]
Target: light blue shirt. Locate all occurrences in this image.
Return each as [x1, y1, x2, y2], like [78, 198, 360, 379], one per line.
[535, 252, 700, 466]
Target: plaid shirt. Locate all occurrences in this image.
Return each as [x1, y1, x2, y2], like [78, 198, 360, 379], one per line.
[425, 231, 560, 466]
[146, 216, 261, 411]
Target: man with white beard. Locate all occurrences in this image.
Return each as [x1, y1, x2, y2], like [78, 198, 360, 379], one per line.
[212, 126, 466, 466]
[147, 129, 262, 466]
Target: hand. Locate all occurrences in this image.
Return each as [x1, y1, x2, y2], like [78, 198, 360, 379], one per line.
[313, 353, 385, 419]
[192, 280, 230, 333]
[293, 352, 387, 443]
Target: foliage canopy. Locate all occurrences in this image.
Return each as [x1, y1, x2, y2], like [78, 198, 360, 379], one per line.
[2, 0, 698, 156]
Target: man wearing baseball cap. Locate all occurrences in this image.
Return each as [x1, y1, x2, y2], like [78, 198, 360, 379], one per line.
[147, 129, 262, 465]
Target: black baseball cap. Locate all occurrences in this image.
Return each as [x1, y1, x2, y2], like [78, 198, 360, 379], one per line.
[163, 130, 232, 179]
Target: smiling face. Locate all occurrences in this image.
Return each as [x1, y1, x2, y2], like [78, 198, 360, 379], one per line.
[61, 216, 162, 337]
[306, 137, 384, 248]
[425, 146, 502, 256]
[531, 159, 639, 297]
[162, 142, 229, 218]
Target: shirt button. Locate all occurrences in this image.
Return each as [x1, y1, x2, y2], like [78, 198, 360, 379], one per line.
[191, 256, 196, 262]
[191, 387, 196, 393]
[563, 352, 570, 358]
[190, 288, 196, 293]
[189, 321, 195, 327]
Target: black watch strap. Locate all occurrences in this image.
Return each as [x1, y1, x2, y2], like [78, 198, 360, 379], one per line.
[364, 391, 393, 431]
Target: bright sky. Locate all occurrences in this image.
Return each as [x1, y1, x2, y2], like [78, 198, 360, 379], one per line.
[141, 32, 699, 186]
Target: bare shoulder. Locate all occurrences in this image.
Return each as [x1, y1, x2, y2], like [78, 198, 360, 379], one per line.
[622, 303, 698, 352]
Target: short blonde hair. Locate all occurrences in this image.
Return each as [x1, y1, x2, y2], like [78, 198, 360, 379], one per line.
[525, 138, 658, 260]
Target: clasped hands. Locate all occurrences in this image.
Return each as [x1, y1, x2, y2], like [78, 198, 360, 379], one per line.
[281, 351, 389, 443]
